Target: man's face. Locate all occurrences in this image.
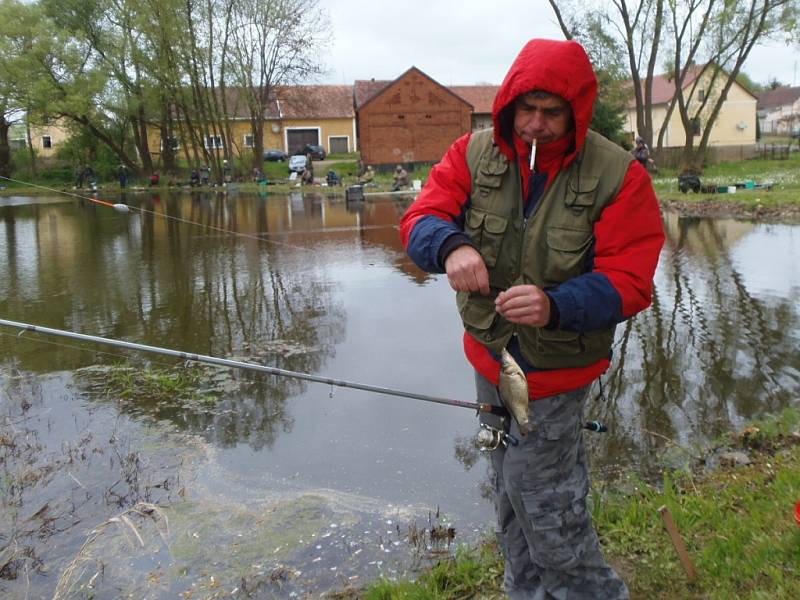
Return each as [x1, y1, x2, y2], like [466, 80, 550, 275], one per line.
[513, 92, 573, 145]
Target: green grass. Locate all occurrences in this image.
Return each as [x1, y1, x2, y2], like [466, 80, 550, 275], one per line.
[3, 149, 798, 207]
[355, 409, 800, 599]
[653, 149, 800, 208]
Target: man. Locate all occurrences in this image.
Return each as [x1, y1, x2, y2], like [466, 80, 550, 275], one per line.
[392, 164, 409, 191]
[632, 136, 650, 169]
[359, 165, 375, 185]
[117, 164, 128, 188]
[400, 39, 664, 599]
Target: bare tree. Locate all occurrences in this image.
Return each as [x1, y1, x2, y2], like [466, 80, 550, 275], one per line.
[548, 0, 799, 171]
[548, 0, 664, 148]
[227, 0, 330, 170]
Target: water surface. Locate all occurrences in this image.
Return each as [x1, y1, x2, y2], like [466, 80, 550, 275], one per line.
[0, 190, 797, 597]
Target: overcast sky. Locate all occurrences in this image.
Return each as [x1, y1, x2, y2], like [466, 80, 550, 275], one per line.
[317, 0, 800, 88]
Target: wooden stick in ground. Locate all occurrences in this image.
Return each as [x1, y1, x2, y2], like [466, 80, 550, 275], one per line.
[659, 505, 698, 581]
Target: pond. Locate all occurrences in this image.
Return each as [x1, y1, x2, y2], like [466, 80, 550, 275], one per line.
[1, 189, 798, 598]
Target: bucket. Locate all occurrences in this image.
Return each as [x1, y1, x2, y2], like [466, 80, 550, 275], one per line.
[412, 179, 422, 191]
[346, 185, 364, 202]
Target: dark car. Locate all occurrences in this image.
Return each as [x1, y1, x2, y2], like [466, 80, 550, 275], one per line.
[299, 144, 326, 160]
[263, 149, 288, 162]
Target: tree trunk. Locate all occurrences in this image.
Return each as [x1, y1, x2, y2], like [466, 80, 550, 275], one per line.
[135, 105, 153, 174]
[0, 115, 10, 178]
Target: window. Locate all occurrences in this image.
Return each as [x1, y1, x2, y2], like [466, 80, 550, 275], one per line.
[160, 137, 180, 151]
[244, 134, 254, 148]
[698, 89, 705, 102]
[205, 135, 224, 149]
[41, 135, 52, 149]
[328, 136, 349, 154]
[691, 117, 702, 136]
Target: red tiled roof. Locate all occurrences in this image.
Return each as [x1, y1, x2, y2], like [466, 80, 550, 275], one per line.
[354, 79, 393, 108]
[626, 63, 758, 108]
[274, 85, 355, 119]
[203, 85, 354, 120]
[449, 85, 498, 114]
[356, 79, 498, 114]
[626, 64, 706, 108]
[756, 86, 800, 110]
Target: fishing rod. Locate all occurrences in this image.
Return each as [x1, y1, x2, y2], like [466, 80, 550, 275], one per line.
[0, 317, 608, 440]
[0, 317, 502, 416]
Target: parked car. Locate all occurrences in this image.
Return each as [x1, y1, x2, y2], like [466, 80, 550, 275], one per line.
[288, 155, 308, 174]
[263, 149, 288, 162]
[791, 129, 800, 139]
[299, 144, 326, 160]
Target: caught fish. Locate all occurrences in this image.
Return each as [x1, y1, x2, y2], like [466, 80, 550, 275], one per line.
[498, 349, 532, 435]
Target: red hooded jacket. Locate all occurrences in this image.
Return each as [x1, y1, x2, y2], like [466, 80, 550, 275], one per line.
[400, 39, 664, 398]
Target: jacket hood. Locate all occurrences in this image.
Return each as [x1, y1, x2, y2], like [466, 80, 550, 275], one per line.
[492, 39, 597, 159]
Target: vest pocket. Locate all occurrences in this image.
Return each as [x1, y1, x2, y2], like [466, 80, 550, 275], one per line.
[465, 208, 508, 268]
[567, 175, 599, 208]
[457, 292, 497, 331]
[543, 226, 593, 283]
[534, 328, 582, 356]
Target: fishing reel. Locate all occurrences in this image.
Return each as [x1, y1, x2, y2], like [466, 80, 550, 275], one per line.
[476, 422, 518, 451]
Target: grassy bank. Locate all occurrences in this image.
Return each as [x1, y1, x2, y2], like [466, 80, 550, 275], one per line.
[353, 409, 800, 599]
[3, 151, 799, 221]
[653, 150, 800, 209]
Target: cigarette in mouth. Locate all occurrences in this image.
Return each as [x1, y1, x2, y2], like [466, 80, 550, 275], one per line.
[529, 139, 537, 171]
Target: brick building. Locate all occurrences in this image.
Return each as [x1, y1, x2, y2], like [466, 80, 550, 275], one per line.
[354, 67, 473, 166]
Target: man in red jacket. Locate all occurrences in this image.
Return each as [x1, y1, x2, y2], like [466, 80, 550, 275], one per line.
[400, 39, 664, 598]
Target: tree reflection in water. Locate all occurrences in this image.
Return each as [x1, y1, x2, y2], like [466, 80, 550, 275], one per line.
[588, 214, 799, 479]
[1, 192, 346, 451]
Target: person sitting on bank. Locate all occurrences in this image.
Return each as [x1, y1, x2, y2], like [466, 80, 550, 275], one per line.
[391, 164, 409, 191]
[358, 165, 375, 185]
[326, 170, 342, 186]
[301, 164, 314, 185]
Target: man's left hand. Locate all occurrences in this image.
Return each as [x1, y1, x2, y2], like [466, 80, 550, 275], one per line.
[495, 285, 550, 327]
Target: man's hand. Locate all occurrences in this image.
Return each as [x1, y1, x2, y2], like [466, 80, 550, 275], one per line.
[444, 245, 490, 295]
[495, 285, 550, 326]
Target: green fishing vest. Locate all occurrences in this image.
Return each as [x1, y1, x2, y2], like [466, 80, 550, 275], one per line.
[457, 128, 633, 369]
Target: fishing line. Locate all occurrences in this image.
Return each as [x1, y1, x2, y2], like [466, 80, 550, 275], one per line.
[0, 329, 179, 371]
[0, 175, 313, 253]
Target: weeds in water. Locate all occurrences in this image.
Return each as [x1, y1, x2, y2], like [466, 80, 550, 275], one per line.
[53, 502, 169, 600]
[104, 366, 211, 404]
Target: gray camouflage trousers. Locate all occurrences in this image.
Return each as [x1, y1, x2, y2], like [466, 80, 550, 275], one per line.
[476, 373, 629, 600]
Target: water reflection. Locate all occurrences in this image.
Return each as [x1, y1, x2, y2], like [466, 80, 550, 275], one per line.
[1, 191, 799, 597]
[585, 213, 799, 477]
[1, 194, 798, 470]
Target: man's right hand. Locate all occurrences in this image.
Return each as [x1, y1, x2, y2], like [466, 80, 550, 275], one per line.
[444, 245, 490, 295]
